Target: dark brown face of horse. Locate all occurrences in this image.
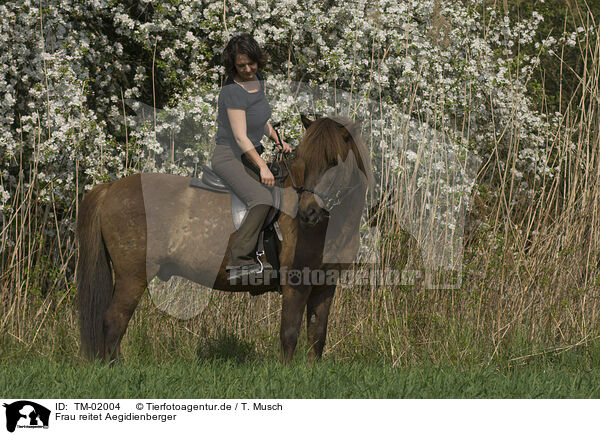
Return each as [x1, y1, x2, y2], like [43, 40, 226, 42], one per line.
[296, 117, 365, 228]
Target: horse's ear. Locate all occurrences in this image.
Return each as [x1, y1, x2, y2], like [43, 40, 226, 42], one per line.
[337, 124, 351, 143]
[300, 114, 313, 130]
[338, 120, 361, 142]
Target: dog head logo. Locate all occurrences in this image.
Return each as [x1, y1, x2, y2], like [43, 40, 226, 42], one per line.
[3, 401, 50, 433]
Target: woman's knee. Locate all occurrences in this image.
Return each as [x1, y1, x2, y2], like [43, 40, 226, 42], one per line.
[247, 190, 273, 208]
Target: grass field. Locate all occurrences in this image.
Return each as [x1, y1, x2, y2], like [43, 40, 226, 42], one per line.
[3, 324, 600, 399]
[3, 355, 600, 399]
[3, 289, 600, 399]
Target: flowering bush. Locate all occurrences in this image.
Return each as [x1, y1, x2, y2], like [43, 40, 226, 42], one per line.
[0, 0, 592, 255]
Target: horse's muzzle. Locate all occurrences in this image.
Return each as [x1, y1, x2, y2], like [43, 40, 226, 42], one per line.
[298, 202, 325, 227]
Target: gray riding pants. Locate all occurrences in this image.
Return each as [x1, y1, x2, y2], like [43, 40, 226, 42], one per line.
[211, 144, 273, 267]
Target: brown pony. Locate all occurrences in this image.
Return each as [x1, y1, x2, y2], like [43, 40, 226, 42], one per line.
[76, 115, 373, 364]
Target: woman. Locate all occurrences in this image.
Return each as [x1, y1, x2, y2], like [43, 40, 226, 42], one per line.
[211, 33, 291, 282]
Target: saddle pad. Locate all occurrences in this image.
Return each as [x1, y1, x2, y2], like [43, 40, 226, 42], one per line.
[231, 194, 247, 230]
[231, 189, 282, 231]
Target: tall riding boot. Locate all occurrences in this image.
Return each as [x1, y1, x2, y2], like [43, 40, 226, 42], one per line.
[228, 204, 271, 268]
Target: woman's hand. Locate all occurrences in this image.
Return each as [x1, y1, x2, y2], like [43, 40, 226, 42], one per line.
[267, 122, 292, 154]
[276, 140, 292, 154]
[259, 164, 275, 187]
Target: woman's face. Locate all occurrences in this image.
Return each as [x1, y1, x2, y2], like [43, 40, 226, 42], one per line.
[234, 53, 258, 81]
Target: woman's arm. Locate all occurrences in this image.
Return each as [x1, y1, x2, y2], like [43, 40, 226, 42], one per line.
[264, 121, 292, 153]
[227, 108, 275, 186]
[264, 121, 278, 143]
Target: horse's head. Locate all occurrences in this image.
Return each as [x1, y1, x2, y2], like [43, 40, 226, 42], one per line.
[294, 115, 373, 228]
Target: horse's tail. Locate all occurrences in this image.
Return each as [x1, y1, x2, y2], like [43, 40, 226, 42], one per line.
[76, 183, 112, 360]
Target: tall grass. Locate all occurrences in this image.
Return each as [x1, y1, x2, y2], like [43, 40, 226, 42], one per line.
[1, 8, 599, 368]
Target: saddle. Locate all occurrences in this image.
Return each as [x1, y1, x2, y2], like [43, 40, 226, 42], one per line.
[189, 161, 288, 291]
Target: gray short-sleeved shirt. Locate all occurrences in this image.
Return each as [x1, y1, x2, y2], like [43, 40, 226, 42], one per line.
[215, 71, 272, 155]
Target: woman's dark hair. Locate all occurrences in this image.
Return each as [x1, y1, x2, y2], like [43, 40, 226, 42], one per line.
[222, 33, 266, 78]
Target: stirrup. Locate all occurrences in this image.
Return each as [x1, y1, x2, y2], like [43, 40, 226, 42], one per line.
[256, 255, 273, 273]
[255, 230, 273, 272]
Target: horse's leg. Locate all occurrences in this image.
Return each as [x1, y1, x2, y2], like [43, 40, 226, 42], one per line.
[306, 284, 336, 364]
[280, 284, 311, 364]
[103, 273, 148, 363]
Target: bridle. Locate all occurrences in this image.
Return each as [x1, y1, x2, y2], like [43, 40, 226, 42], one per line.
[274, 128, 360, 212]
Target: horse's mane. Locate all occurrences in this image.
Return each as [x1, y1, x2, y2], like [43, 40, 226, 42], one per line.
[297, 116, 374, 187]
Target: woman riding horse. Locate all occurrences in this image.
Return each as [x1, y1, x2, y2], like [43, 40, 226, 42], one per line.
[211, 33, 292, 282]
[77, 115, 371, 364]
